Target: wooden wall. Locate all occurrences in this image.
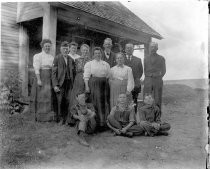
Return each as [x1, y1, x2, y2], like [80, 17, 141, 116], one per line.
[1, 2, 19, 75]
[16, 2, 43, 23]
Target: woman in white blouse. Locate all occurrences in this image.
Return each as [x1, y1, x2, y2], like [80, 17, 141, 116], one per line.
[109, 53, 134, 109]
[84, 47, 110, 129]
[30, 39, 55, 122]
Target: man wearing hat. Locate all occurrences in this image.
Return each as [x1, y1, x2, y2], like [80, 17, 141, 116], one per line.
[144, 42, 166, 113]
[52, 41, 74, 124]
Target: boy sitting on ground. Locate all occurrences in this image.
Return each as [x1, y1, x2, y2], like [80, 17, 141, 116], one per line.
[136, 94, 171, 136]
[107, 93, 144, 137]
[69, 92, 96, 146]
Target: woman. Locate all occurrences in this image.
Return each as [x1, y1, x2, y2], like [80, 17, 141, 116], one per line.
[84, 47, 110, 128]
[67, 44, 91, 124]
[30, 39, 55, 122]
[109, 53, 134, 109]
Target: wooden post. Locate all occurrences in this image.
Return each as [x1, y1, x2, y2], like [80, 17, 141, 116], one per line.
[19, 24, 29, 98]
[144, 38, 151, 58]
[42, 3, 57, 57]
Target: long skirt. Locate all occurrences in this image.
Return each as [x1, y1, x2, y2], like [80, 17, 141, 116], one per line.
[89, 77, 110, 127]
[69, 72, 85, 109]
[30, 69, 54, 122]
[110, 79, 127, 109]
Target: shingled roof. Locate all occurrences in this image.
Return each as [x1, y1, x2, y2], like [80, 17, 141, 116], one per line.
[60, 1, 162, 39]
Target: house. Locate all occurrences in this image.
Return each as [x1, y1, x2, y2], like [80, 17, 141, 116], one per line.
[1, 2, 162, 98]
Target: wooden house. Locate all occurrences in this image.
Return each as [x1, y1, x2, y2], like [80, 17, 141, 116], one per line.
[1, 2, 162, 97]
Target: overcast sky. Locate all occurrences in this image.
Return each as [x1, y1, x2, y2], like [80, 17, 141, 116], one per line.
[121, 0, 208, 80]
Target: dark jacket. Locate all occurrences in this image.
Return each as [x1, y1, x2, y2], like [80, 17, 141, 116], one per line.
[144, 53, 166, 78]
[124, 55, 143, 87]
[52, 54, 74, 88]
[101, 51, 116, 68]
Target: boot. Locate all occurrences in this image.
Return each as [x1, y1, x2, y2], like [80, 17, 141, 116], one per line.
[78, 131, 89, 147]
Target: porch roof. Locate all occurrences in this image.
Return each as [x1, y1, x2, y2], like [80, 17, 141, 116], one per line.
[59, 1, 162, 40]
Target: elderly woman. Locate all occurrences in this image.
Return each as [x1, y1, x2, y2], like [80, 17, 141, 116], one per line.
[30, 39, 55, 122]
[84, 47, 110, 129]
[109, 53, 134, 109]
[67, 44, 91, 124]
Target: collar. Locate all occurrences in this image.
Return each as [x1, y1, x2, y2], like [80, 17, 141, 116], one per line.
[116, 64, 124, 68]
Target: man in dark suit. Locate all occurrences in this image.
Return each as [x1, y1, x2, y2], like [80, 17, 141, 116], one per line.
[101, 38, 116, 67]
[52, 41, 74, 124]
[144, 42, 166, 112]
[124, 43, 143, 111]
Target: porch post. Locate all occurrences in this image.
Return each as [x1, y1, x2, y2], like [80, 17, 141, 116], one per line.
[19, 24, 29, 98]
[42, 3, 57, 56]
[144, 38, 152, 58]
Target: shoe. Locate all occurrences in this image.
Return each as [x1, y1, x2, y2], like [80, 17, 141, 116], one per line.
[124, 132, 133, 138]
[157, 131, 169, 136]
[78, 135, 89, 147]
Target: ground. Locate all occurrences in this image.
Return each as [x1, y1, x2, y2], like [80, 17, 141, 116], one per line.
[0, 84, 208, 169]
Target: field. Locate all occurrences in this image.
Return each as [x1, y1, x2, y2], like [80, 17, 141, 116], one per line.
[0, 81, 208, 169]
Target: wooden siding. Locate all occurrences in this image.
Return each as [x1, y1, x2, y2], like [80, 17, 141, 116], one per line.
[1, 2, 19, 75]
[16, 2, 43, 23]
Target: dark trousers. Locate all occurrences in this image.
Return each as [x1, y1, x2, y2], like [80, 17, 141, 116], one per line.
[132, 86, 141, 112]
[76, 116, 96, 134]
[56, 79, 72, 123]
[139, 121, 170, 136]
[107, 114, 144, 135]
[144, 77, 163, 111]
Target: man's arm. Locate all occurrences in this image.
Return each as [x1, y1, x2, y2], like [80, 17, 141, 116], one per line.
[161, 58, 166, 77]
[52, 56, 59, 88]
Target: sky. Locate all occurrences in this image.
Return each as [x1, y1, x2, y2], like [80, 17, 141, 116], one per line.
[121, 0, 208, 80]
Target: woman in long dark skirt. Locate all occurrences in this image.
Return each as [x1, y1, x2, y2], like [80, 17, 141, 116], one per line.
[84, 47, 111, 129]
[30, 39, 55, 122]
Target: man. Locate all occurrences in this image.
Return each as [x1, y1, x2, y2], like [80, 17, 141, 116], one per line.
[52, 41, 74, 124]
[68, 41, 80, 81]
[144, 42, 166, 112]
[124, 43, 143, 111]
[101, 38, 116, 67]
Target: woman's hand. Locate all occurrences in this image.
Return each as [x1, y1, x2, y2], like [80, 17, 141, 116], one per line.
[37, 79, 42, 86]
[85, 86, 90, 93]
[54, 86, 60, 93]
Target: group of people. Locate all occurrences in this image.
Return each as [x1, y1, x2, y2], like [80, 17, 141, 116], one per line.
[30, 37, 170, 146]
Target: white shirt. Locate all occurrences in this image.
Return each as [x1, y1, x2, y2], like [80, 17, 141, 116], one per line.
[33, 51, 54, 74]
[68, 53, 80, 61]
[126, 54, 133, 61]
[104, 51, 110, 59]
[83, 59, 110, 80]
[110, 65, 134, 92]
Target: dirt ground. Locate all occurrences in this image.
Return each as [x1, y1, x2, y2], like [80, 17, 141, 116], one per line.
[0, 84, 208, 169]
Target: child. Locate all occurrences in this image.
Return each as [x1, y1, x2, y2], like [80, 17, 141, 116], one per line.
[107, 93, 144, 137]
[69, 92, 96, 146]
[136, 94, 171, 136]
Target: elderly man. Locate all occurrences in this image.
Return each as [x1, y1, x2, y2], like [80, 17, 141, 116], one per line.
[101, 38, 116, 67]
[144, 42, 166, 112]
[124, 43, 143, 111]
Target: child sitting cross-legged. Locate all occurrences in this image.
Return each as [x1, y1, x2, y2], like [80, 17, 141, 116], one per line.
[107, 93, 144, 137]
[69, 92, 96, 146]
[136, 94, 171, 136]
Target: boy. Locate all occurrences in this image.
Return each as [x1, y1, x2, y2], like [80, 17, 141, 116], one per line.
[69, 92, 96, 146]
[107, 93, 144, 137]
[137, 94, 171, 136]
